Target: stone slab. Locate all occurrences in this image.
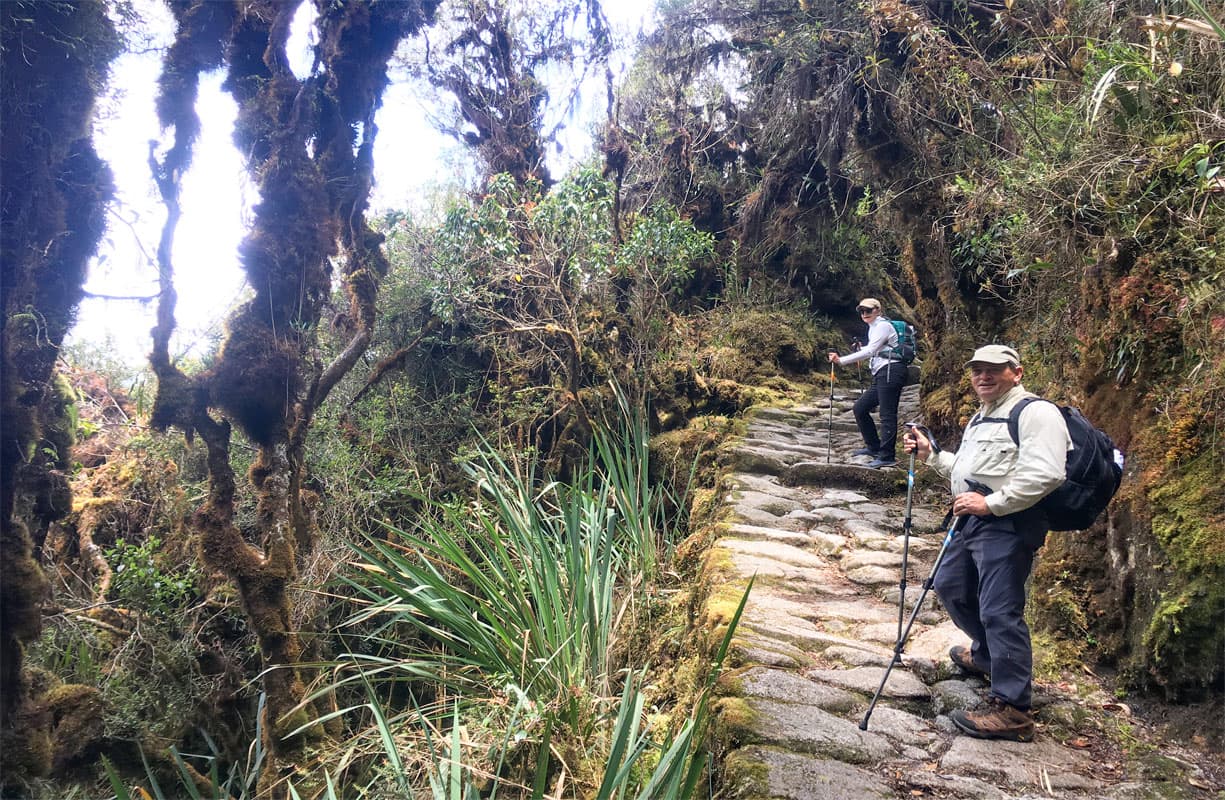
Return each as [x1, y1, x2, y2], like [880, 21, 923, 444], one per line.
[810, 489, 871, 505]
[742, 592, 843, 625]
[811, 598, 895, 624]
[841, 519, 891, 540]
[740, 698, 897, 763]
[845, 565, 900, 587]
[725, 522, 813, 546]
[809, 531, 848, 556]
[802, 506, 861, 522]
[719, 537, 828, 568]
[725, 447, 790, 476]
[748, 407, 808, 424]
[900, 771, 1010, 800]
[722, 747, 895, 800]
[821, 645, 894, 668]
[742, 439, 828, 460]
[723, 473, 809, 501]
[841, 550, 905, 570]
[805, 665, 931, 699]
[906, 620, 971, 677]
[732, 506, 811, 531]
[859, 706, 941, 750]
[728, 490, 809, 517]
[933, 679, 984, 714]
[732, 666, 858, 713]
[720, 551, 833, 585]
[940, 735, 1103, 791]
[857, 621, 914, 646]
[848, 502, 892, 517]
[784, 462, 901, 495]
[735, 642, 803, 669]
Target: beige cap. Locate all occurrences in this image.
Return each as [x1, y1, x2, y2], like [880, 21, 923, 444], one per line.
[856, 298, 882, 311]
[964, 344, 1021, 368]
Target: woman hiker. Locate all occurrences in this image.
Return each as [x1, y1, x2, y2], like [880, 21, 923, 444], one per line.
[827, 297, 905, 468]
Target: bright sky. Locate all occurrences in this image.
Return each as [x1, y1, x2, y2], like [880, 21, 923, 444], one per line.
[69, 0, 653, 369]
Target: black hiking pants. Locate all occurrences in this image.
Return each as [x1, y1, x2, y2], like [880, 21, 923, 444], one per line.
[853, 361, 906, 458]
[933, 514, 1048, 710]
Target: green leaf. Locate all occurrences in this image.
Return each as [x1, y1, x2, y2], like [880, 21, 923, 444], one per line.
[1185, 0, 1225, 38]
[102, 757, 132, 800]
[1110, 84, 1140, 117]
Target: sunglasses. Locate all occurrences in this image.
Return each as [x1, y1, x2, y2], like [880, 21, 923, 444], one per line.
[856, 307, 875, 314]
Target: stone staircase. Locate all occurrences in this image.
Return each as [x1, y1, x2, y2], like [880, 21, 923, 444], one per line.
[701, 385, 1219, 799]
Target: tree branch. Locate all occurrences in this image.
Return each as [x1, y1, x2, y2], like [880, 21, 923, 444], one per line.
[348, 319, 441, 406]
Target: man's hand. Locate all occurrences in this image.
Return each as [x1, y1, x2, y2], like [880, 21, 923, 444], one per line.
[952, 491, 991, 517]
[903, 427, 931, 461]
[827, 352, 841, 365]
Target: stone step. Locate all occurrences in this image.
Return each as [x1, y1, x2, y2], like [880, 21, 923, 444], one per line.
[782, 461, 905, 496]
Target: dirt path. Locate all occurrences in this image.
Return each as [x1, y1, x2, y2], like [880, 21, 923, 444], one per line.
[701, 385, 1222, 799]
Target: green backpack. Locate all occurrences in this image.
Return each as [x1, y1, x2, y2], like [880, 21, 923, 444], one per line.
[887, 319, 918, 364]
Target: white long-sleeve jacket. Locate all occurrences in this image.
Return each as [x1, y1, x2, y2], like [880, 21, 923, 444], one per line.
[838, 317, 898, 375]
[928, 384, 1071, 518]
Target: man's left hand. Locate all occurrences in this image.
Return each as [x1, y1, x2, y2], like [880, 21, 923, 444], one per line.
[953, 491, 991, 517]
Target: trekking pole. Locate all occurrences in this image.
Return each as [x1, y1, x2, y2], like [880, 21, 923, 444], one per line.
[826, 361, 835, 464]
[852, 339, 863, 397]
[897, 423, 919, 644]
[860, 511, 970, 731]
[894, 423, 941, 643]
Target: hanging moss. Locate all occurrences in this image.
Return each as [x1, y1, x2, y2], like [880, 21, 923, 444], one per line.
[1142, 577, 1224, 694]
[1148, 452, 1225, 575]
[142, 1, 442, 788]
[205, 310, 303, 446]
[1, 1, 118, 786]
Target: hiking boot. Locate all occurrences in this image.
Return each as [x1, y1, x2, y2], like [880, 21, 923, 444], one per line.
[867, 457, 897, 468]
[950, 697, 1035, 742]
[949, 645, 990, 680]
[852, 447, 876, 456]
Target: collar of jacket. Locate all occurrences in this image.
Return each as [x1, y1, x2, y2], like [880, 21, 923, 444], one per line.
[978, 383, 1032, 419]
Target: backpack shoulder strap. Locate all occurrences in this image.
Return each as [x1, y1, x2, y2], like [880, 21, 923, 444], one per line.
[1005, 396, 1050, 445]
[970, 395, 1046, 444]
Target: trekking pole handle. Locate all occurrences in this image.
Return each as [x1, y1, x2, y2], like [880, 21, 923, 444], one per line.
[906, 422, 940, 453]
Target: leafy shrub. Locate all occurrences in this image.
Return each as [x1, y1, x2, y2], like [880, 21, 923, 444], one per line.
[107, 536, 199, 617]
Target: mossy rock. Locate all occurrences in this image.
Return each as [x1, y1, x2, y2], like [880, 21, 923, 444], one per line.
[45, 684, 106, 772]
[1128, 445, 1224, 697]
[651, 423, 728, 489]
[712, 696, 762, 748]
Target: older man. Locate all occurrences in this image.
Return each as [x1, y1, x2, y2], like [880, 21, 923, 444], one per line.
[904, 345, 1070, 742]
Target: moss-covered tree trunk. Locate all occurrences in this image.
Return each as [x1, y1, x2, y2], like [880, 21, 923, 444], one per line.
[147, 0, 436, 788]
[0, 1, 118, 786]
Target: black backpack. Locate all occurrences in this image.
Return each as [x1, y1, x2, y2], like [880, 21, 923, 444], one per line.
[974, 397, 1124, 531]
[886, 319, 918, 364]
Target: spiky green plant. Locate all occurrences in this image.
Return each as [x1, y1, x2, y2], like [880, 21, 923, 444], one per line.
[591, 381, 695, 583]
[104, 574, 751, 799]
[334, 439, 626, 722]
